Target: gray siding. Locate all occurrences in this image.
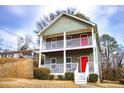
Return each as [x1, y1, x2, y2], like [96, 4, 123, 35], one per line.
[44, 49, 93, 64]
[45, 51, 63, 64]
[42, 15, 91, 36]
[45, 32, 92, 44]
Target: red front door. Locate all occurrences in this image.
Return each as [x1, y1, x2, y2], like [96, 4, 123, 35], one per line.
[81, 34, 88, 46]
[81, 56, 88, 73]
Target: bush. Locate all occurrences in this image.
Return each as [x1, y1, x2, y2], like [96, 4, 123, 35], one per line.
[88, 73, 98, 82]
[33, 61, 38, 68]
[58, 75, 63, 80]
[33, 68, 50, 80]
[65, 72, 74, 80]
[119, 79, 124, 84]
[48, 75, 54, 80]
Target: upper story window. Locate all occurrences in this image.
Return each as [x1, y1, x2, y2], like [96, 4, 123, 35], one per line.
[51, 38, 57, 48]
[67, 35, 72, 46]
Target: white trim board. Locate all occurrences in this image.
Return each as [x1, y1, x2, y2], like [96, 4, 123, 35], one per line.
[41, 45, 94, 53]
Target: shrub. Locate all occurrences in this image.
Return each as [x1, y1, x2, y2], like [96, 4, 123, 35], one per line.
[33, 61, 38, 68]
[65, 72, 74, 80]
[33, 67, 50, 80]
[119, 79, 124, 84]
[48, 75, 54, 80]
[88, 73, 98, 82]
[58, 75, 63, 80]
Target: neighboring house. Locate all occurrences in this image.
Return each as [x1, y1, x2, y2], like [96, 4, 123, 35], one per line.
[38, 13, 101, 84]
[0, 49, 38, 59]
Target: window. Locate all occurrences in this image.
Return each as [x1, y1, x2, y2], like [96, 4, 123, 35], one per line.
[50, 58, 57, 69]
[51, 38, 57, 48]
[67, 36, 72, 47]
[66, 57, 72, 68]
[51, 58, 56, 63]
[66, 57, 72, 63]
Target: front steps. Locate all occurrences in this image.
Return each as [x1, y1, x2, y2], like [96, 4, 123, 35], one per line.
[74, 63, 88, 84]
[74, 73, 87, 84]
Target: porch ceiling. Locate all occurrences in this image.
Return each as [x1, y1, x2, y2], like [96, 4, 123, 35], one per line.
[43, 27, 92, 39]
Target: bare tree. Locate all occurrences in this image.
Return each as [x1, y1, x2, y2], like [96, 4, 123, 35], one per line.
[100, 34, 118, 80]
[34, 8, 91, 44]
[113, 45, 124, 79]
[17, 34, 32, 51]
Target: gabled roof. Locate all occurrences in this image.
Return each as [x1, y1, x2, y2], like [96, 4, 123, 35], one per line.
[38, 12, 96, 35]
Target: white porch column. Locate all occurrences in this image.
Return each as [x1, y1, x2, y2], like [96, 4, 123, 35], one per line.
[91, 27, 95, 47]
[39, 36, 42, 68]
[93, 47, 97, 72]
[38, 53, 41, 67]
[63, 32, 66, 73]
[92, 28, 97, 73]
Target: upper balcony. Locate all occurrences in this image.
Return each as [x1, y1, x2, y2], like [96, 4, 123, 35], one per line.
[41, 32, 93, 52]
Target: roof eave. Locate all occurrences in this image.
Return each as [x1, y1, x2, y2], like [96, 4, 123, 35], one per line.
[38, 12, 65, 36]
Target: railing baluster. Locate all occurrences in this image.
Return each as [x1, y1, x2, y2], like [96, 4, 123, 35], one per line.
[42, 36, 92, 50]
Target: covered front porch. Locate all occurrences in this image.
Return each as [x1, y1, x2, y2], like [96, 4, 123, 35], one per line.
[40, 48, 94, 75]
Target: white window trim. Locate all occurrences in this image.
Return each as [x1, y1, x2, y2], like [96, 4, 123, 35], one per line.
[66, 57, 72, 63]
[51, 38, 57, 48]
[66, 57, 72, 69]
[50, 58, 57, 70]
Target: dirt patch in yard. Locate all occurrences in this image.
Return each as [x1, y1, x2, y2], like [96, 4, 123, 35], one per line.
[0, 78, 123, 88]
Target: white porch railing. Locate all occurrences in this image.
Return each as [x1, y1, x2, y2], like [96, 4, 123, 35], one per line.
[43, 40, 63, 50]
[42, 63, 64, 73]
[42, 63, 77, 73]
[66, 36, 92, 48]
[66, 63, 77, 72]
[42, 36, 92, 50]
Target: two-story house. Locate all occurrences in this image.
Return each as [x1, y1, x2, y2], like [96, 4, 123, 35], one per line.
[38, 13, 101, 84]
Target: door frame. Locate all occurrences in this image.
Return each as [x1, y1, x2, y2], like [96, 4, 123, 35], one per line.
[80, 34, 88, 46]
[80, 55, 89, 73]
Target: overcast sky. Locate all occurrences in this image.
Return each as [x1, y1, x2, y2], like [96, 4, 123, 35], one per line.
[0, 5, 124, 50]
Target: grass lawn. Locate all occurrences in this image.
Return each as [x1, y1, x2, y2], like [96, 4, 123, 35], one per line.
[0, 78, 124, 88]
[0, 78, 80, 88]
[90, 80, 124, 88]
